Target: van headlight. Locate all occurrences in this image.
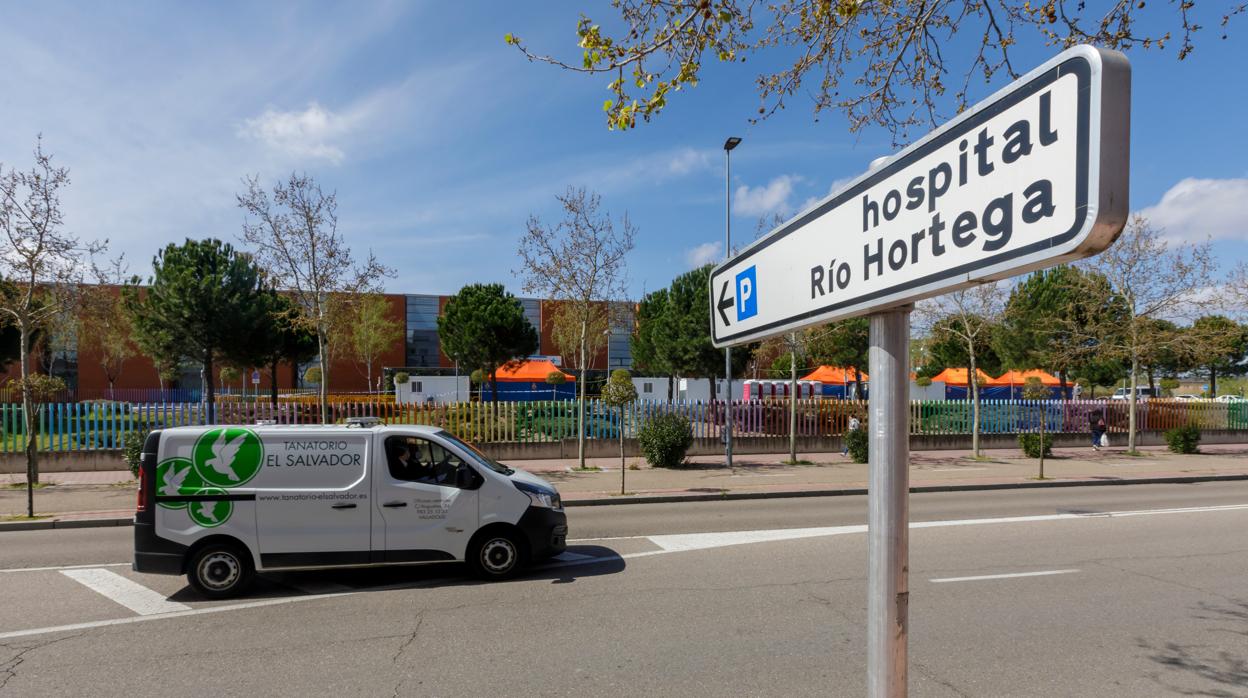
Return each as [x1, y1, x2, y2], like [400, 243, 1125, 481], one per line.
[514, 481, 562, 510]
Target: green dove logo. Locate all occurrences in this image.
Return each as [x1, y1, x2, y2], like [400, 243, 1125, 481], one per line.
[187, 487, 231, 528]
[156, 457, 201, 510]
[193, 427, 263, 488]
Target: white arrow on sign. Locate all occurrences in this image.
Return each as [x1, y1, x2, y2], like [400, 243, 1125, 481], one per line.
[709, 45, 1130, 348]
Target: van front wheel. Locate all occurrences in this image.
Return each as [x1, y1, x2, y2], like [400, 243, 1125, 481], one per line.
[188, 544, 254, 599]
[468, 530, 525, 580]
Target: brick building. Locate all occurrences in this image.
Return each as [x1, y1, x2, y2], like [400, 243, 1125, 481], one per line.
[0, 290, 634, 398]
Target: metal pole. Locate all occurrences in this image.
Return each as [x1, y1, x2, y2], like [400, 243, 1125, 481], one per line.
[724, 147, 733, 469]
[867, 306, 911, 698]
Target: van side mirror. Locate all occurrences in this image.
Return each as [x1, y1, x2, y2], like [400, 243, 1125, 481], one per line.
[456, 467, 482, 490]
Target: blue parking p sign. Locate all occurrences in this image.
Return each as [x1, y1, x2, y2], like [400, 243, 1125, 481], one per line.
[736, 266, 757, 321]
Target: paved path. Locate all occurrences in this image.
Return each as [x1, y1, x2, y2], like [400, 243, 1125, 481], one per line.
[3, 444, 1246, 520]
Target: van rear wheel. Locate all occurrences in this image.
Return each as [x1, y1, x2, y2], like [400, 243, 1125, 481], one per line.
[467, 530, 526, 580]
[188, 544, 254, 599]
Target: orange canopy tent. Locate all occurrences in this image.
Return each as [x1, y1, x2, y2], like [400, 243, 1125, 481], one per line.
[988, 369, 1062, 386]
[490, 360, 574, 382]
[800, 366, 868, 384]
[929, 368, 993, 386]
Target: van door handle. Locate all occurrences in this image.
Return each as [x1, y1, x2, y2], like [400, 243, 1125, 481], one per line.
[383, 501, 407, 508]
[331, 503, 357, 509]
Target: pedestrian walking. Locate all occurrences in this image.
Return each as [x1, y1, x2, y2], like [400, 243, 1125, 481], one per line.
[843, 415, 861, 455]
[1090, 411, 1107, 450]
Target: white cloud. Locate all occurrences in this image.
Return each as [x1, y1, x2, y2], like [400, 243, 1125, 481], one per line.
[1137, 177, 1248, 242]
[734, 175, 800, 217]
[238, 102, 351, 163]
[665, 147, 712, 175]
[685, 241, 722, 268]
[798, 176, 857, 212]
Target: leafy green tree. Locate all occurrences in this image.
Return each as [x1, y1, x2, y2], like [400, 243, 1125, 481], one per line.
[219, 366, 240, 393]
[545, 370, 567, 400]
[246, 290, 318, 407]
[665, 265, 752, 396]
[1188, 315, 1248, 397]
[601, 369, 638, 494]
[1021, 377, 1050, 479]
[806, 317, 869, 397]
[631, 288, 675, 397]
[124, 239, 270, 423]
[437, 283, 539, 402]
[507, 2, 1231, 140]
[79, 263, 137, 400]
[995, 265, 1099, 397]
[343, 293, 404, 393]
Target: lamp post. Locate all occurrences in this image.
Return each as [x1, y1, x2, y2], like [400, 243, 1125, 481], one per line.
[723, 136, 741, 469]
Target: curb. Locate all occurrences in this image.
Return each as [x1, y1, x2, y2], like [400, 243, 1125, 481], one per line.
[4, 472, 1247, 528]
[561, 472, 1248, 506]
[0, 517, 133, 532]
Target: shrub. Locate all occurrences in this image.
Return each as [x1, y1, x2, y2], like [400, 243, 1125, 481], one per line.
[1018, 433, 1053, 459]
[392, 372, 410, 387]
[845, 427, 868, 463]
[123, 429, 150, 478]
[1164, 424, 1200, 454]
[637, 412, 693, 468]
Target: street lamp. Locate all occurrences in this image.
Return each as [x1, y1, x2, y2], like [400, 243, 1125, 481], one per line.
[723, 136, 741, 469]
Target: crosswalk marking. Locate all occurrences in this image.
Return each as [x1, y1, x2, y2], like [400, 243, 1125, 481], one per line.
[60, 568, 190, 615]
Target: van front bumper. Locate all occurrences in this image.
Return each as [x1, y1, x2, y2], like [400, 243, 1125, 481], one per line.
[517, 506, 568, 560]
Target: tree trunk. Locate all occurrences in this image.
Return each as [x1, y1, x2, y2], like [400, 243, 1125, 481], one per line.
[205, 354, 216, 425]
[666, 375, 673, 401]
[1058, 371, 1069, 401]
[19, 325, 37, 515]
[619, 405, 626, 495]
[969, 359, 981, 458]
[316, 330, 329, 424]
[577, 321, 587, 469]
[789, 335, 797, 463]
[1038, 402, 1046, 479]
[1210, 369, 1217, 398]
[1128, 355, 1139, 453]
[1147, 367, 1156, 395]
[270, 359, 280, 408]
[854, 367, 864, 401]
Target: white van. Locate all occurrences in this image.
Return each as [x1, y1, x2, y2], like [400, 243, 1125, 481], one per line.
[1110, 387, 1155, 401]
[133, 423, 567, 598]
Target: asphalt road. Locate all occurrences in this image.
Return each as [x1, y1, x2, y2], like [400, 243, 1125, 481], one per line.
[2, 482, 1247, 695]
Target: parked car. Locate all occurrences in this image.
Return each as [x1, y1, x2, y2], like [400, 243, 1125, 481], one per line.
[1110, 387, 1155, 401]
[1173, 394, 1204, 402]
[1214, 394, 1247, 403]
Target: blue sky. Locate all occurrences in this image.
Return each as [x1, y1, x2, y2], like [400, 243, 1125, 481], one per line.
[2, 1, 1246, 299]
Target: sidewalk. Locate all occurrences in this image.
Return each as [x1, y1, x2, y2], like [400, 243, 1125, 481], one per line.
[3, 444, 1247, 525]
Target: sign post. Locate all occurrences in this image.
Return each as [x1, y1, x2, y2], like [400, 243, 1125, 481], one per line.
[707, 46, 1129, 697]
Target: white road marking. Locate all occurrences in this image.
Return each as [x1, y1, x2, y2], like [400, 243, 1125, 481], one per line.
[647, 502, 1248, 553]
[0, 590, 352, 641]
[0, 562, 129, 574]
[931, 569, 1080, 583]
[60, 568, 191, 616]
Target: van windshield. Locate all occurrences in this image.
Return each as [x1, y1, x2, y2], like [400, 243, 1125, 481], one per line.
[438, 431, 514, 475]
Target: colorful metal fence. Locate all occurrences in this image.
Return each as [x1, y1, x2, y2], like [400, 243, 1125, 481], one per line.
[0, 398, 1245, 454]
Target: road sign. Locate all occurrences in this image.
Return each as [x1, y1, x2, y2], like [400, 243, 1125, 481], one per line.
[710, 45, 1130, 348]
[251, 371, 260, 385]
